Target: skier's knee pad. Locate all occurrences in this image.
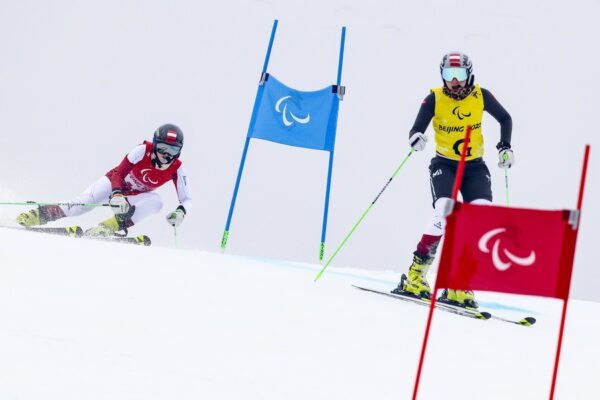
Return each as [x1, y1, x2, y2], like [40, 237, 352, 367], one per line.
[424, 198, 490, 235]
[423, 198, 454, 236]
[470, 198, 492, 205]
[433, 197, 454, 218]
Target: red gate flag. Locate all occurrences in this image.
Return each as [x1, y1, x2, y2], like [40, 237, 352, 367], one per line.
[436, 203, 577, 299]
[412, 141, 589, 400]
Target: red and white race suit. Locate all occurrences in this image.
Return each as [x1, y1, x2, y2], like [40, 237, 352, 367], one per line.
[60, 141, 192, 225]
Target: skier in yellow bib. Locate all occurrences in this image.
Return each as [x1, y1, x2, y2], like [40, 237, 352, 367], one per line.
[392, 52, 514, 309]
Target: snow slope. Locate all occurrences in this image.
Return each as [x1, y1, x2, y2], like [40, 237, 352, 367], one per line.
[1, 228, 597, 399]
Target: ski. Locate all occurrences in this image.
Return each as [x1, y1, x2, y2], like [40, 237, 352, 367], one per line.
[437, 296, 536, 326]
[84, 234, 151, 246]
[490, 314, 536, 326]
[23, 225, 83, 237]
[5, 225, 151, 246]
[352, 285, 491, 321]
[352, 285, 536, 326]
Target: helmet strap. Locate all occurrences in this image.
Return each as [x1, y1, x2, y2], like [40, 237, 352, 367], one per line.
[152, 150, 165, 168]
[467, 74, 475, 87]
[151, 150, 178, 169]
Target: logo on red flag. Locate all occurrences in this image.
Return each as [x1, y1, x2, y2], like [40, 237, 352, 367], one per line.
[478, 227, 536, 271]
[436, 203, 574, 299]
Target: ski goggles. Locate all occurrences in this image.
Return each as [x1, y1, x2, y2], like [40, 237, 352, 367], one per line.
[442, 67, 468, 81]
[156, 142, 182, 157]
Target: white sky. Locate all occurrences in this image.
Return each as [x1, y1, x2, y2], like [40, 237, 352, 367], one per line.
[0, 0, 598, 300]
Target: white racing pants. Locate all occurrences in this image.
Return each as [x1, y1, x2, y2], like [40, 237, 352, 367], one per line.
[423, 197, 492, 236]
[59, 176, 163, 225]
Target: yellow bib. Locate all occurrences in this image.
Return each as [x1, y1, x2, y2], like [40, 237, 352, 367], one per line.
[431, 84, 484, 161]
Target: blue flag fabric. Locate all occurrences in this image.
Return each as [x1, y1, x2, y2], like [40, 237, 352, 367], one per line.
[247, 74, 339, 152]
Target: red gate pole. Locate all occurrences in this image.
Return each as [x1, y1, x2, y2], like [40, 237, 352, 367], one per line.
[412, 126, 472, 399]
[548, 144, 590, 399]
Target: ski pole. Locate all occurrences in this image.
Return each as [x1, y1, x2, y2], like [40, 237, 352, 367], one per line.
[314, 150, 415, 281]
[501, 152, 510, 206]
[173, 226, 179, 248]
[0, 200, 112, 208]
[504, 168, 510, 206]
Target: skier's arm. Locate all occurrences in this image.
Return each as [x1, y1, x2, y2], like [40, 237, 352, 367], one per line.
[107, 144, 146, 191]
[173, 166, 192, 213]
[409, 93, 435, 136]
[164, 166, 192, 227]
[482, 88, 512, 148]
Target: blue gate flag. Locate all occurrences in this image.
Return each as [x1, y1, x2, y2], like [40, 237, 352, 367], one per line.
[247, 74, 339, 152]
[222, 21, 347, 263]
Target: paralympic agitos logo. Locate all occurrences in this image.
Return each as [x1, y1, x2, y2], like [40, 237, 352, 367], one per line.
[452, 106, 471, 120]
[478, 228, 536, 271]
[275, 95, 311, 127]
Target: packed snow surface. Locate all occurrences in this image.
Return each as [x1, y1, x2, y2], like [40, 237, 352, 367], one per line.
[0, 228, 597, 399]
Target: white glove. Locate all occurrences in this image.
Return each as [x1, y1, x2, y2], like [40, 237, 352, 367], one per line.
[409, 132, 427, 151]
[166, 207, 186, 227]
[498, 148, 515, 169]
[109, 191, 130, 214]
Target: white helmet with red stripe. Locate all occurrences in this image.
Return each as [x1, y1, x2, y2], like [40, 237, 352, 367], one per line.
[153, 123, 184, 164]
[440, 52, 474, 86]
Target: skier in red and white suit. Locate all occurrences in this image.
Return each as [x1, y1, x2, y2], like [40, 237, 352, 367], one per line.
[16, 124, 192, 236]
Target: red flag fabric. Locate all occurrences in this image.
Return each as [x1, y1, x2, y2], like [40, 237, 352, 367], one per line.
[436, 202, 576, 299]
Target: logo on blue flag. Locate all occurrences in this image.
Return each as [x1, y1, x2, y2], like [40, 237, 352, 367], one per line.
[247, 74, 339, 151]
[275, 95, 311, 127]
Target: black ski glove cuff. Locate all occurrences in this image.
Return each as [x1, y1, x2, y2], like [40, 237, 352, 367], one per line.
[110, 189, 124, 199]
[496, 141, 511, 151]
[176, 205, 186, 215]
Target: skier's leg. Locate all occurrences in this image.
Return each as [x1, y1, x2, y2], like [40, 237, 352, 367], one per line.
[392, 158, 455, 298]
[128, 192, 163, 225]
[16, 205, 66, 226]
[16, 176, 112, 226]
[392, 197, 454, 298]
[59, 176, 113, 217]
[461, 161, 492, 203]
[470, 198, 492, 205]
[441, 163, 493, 308]
[84, 192, 162, 237]
[417, 196, 454, 253]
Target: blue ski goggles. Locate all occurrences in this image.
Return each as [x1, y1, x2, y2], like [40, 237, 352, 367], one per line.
[442, 67, 468, 81]
[156, 142, 182, 157]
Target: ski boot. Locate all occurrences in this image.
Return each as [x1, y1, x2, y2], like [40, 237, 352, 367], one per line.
[391, 252, 433, 299]
[16, 205, 65, 227]
[84, 216, 121, 237]
[84, 204, 135, 237]
[438, 289, 479, 310]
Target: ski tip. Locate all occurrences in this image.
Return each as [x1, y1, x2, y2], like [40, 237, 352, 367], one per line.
[476, 311, 492, 320]
[135, 235, 151, 246]
[518, 317, 536, 326]
[67, 226, 83, 238]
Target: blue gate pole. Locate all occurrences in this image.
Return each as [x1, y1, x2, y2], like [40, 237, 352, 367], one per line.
[221, 20, 278, 251]
[319, 150, 335, 262]
[318, 26, 346, 262]
[336, 27, 346, 86]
